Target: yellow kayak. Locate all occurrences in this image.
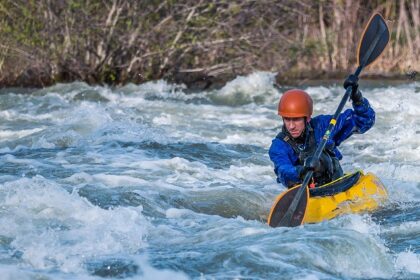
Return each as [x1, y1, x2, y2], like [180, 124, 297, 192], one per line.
[268, 171, 388, 225]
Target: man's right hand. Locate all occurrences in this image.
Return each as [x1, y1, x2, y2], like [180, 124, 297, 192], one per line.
[304, 156, 322, 172]
[297, 156, 323, 179]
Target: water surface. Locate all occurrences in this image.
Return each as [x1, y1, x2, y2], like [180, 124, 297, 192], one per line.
[0, 72, 419, 279]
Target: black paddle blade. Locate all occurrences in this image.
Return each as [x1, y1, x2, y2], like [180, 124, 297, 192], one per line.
[268, 186, 309, 227]
[357, 13, 389, 68]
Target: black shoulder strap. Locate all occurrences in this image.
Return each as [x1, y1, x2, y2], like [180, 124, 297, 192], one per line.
[276, 131, 300, 155]
[276, 123, 317, 163]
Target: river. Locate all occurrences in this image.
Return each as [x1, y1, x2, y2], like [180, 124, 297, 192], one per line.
[0, 72, 419, 279]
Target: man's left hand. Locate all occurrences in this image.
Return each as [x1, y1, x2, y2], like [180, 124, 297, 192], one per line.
[344, 74, 363, 104]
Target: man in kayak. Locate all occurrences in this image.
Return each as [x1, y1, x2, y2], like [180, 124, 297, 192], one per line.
[269, 75, 375, 188]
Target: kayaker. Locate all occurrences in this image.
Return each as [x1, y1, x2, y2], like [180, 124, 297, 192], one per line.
[269, 75, 375, 188]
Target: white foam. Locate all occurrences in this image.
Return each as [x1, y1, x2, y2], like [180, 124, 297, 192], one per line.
[336, 214, 381, 235]
[152, 113, 173, 125]
[63, 172, 95, 184]
[131, 256, 189, 280]
[166, 208, 193, 219]
[219, 133, 273, 147]
[135, 157, 276, 191]
[0, 266, 98, 280]
[395, 251, 420, 274]
[223, 111, 278, 128]
[239, 227, 268, 236]
[212, 71, 277, 105]
[0, 176, 148, 273]
[306, 86, 340, 115]
[0, 128, 45, 141]
[135, 80, 186, 96]
[92, 173, 149, 187]
[118, 80, 202, 104]
[2, 154, 47, 166]
[0, 266, 34, 280]
[383, 221, 420, 236]
[291, 274, 320, 280]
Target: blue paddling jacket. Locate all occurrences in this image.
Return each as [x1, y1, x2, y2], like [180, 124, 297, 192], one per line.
[269, 98, 375, 188]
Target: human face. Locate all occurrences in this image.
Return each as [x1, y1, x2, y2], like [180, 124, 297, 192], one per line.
[283, 117, 307, 138]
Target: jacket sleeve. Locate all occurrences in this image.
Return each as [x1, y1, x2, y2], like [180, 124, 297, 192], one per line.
[313, 97, 375, 152]
[330, 97, 375, 146]
[269, 138, 301, 188]
[351, 97, 375, 133]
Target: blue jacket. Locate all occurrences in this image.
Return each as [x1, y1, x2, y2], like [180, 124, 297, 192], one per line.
[269, 98, 375, 187]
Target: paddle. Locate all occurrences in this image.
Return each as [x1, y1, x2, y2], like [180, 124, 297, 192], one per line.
[268, 13, 389, 227]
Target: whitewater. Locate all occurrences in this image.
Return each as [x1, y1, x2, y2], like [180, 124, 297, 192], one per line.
[0, 72, 419, 279]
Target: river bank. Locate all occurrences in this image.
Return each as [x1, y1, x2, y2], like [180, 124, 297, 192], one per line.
[0, 70, 416, 93]
[1, 1, 418, 90]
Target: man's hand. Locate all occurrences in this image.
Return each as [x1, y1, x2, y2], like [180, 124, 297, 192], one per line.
[304, 156, 322, 172]
[297, 156, 323, 179]
[344, 74, 363, 104]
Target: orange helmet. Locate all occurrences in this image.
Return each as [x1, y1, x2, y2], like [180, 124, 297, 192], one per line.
[277, 89, 313, 118]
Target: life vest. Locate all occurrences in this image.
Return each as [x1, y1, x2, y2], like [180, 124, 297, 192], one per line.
[276, 122, 343, 187]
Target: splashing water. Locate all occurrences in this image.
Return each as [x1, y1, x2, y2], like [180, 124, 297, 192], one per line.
[0, 72, 419, 279]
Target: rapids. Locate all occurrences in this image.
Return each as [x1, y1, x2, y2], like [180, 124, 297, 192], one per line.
[0, 72, 419, 279]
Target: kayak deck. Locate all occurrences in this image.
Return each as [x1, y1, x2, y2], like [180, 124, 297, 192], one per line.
[304, 171, 388, 223]
[267, 171, 388, 226]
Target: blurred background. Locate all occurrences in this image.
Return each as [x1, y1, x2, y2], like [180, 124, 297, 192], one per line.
[0, 0, 418, 89]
